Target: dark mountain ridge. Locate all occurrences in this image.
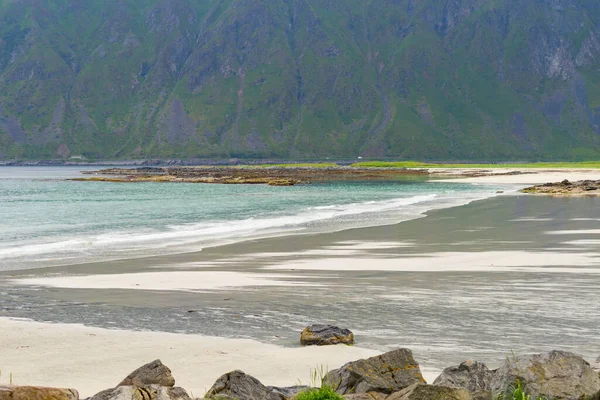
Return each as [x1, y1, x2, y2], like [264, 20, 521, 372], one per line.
[1, 0, 600, 160]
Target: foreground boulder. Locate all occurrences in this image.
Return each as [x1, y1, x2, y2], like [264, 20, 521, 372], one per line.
[386, 383, 472, 400]
[324, 348, 425, 395]
[205, 370, 279, 400]
[267, 386, 310, 400]
[300, 325, 354, 346]
[88, 386, 191, 400]
[343, 393, 387, 400]
[491, 350, 600, 400]
[433, 360, 494, 392]
[118, 360, 175, 387]
[0, 386, 79, 400]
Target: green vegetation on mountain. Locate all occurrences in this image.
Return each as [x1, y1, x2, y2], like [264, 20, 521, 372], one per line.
[1, 0, 600, 160]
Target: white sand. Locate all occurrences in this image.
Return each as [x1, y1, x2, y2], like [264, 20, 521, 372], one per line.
[429, 168, 600, 184]
[260, 251, 600, 273]
[0, 318, 392, 397]
[11, 271, 323, 292]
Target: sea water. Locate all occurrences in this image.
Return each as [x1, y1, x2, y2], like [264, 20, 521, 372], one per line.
[0, 167, 505, 271]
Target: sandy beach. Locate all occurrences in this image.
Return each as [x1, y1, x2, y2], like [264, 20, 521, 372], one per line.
[0, 317, 386, 397]
[2, 168, 600, 396]
[430, 167, 600, 184]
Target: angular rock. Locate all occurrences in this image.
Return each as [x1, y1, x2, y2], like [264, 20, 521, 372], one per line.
[433, 360, 494, 392]
[300, 325, 354, 346]
[491, 350, 600, 400]
[470, 391, 493, 400]
[592, 358, 600, 373]
[343, 392, 387, 400]
[324, 348, 425, 395]
[118, 360, 176, 387]
[88, 385, 191, 400]
[205, 370, 279, 400]
[267, 386, 310, 400]
[386, 383, 472, 400]
[0, 386, 79, 400]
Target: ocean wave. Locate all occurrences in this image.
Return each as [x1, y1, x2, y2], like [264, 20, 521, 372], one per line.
[0, 190, 497, 271]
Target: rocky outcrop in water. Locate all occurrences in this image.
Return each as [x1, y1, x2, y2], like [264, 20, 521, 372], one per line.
[324, 348, 425, 395]
[300, 324, 354, 346]
[522, 179, 600, 195]
[73, 166, 427, 186]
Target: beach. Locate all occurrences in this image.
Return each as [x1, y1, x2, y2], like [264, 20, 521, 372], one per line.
[0, 317, 381, 397]
[1, 168, 600, 396]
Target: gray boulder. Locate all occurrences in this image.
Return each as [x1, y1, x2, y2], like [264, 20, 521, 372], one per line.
[205, 370, 279, 400]
[491, 350, 600, 400]
[593, 357, 600, 373]
[0, 385, 79, 400]
[583, 391, 600, 400]
[433, 360, 494, 392]
[343, 393, 387, 400]
[88, 385, 191, 400]
[300, 325, 354, 346]
[267, 386, 310, 400]
[324, 348, 425, 395]
[118, 360, 176, 387]
[386, 383, 472, 400]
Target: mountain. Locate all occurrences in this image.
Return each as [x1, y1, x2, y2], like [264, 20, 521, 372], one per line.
[1, 0, 600, 160]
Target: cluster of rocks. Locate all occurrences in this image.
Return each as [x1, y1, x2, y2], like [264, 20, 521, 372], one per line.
[2, 349, 599, 400]
[522, 179, 600, 195]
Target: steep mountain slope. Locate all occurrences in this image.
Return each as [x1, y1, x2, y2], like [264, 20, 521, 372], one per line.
[1, 0, 600, 160]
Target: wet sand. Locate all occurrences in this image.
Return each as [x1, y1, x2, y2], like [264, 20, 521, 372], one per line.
[2, 193, 600, 394]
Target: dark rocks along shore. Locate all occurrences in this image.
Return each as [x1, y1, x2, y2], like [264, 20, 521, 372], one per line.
[522, 179, 600, 195]
[2, 348, 600, 400]
[71, 166, 427, 186]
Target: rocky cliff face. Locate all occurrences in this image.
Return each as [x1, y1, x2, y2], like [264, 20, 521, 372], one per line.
[1, 0, 599, 160]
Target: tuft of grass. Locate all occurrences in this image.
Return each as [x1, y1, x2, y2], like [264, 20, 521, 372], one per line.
[497, 380, 547, 400]
[0, 370, 14, 385]
[294, 385, 344, 400]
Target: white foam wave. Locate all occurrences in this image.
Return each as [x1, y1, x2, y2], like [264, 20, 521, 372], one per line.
[0, 190, 497, 271]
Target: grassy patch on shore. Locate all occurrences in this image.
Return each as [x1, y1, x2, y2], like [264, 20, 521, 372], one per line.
[248, 163, 338, 168]
[295, 386, 344, 400]
[351, 161, 600, 169]
[498, 380, 546, 400]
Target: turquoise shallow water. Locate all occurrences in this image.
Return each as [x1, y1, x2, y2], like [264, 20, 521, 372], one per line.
[0, 167, 505, 271]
